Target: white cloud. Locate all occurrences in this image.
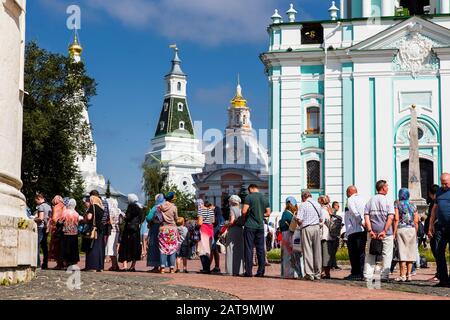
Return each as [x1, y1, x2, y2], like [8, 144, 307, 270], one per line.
[38, 0, 324, 46]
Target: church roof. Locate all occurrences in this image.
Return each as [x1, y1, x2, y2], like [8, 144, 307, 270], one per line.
[166, 46, 185, 76]
[154, 96, 195, 138]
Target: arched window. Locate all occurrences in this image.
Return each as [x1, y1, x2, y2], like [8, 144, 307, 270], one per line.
[306, 107, 320, 134]
[167, 82, 171, 92]
[179, 121, 185, 130]
[160, 121, 165, 130]
[178, 103, 184, 111]
[177, 82, 182, 91]
[306, 160, 321, 189]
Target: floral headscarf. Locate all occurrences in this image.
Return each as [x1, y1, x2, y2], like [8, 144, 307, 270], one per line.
[397, 188, 415, 223]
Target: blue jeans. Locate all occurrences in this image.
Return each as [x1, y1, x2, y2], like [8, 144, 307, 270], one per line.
[160, 253, 176, 268]
[435, 224, 450, 284]
[244, 228, 265, 276]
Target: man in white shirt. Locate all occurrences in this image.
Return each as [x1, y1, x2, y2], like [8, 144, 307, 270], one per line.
[344, 186, 367, 280]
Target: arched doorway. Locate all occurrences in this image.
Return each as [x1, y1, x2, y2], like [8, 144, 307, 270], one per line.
[401, 158, 434, 198]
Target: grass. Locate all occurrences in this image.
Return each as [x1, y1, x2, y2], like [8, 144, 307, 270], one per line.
[267, 245, 448, 263]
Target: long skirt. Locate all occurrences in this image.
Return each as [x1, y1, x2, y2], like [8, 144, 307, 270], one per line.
[322, 239, 338, 267]
[118, 229, 141, 263]
[61, 234, 80, 266]
[281, 231, 304, 279]
[225, 226, 244, 276]
[158, 225, 179, 256]
[48, 225, 63, 263]
[85, 233, 105, 271]
[105, 230, 119, 257]
[147, 223, 161, 267]
[397, 227, 417, 262]
[197, 224, 214, 257]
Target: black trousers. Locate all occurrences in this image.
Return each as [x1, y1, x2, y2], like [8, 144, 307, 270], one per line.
[38, 228, 49, 268]
[244, 228, 265, 276]
[435, 225, 450, 284]
[347, 231, 366, 276]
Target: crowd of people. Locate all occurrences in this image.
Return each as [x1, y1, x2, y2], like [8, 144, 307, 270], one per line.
[31, 173, 450, 288]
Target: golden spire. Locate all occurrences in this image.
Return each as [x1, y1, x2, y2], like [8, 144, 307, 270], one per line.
[68, 33, 83, 61]
[231, 74, 247, 108]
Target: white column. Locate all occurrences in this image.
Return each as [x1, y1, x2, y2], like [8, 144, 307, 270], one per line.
[340, 0, 346, 19]
[362, 0, 372, 17]
[382, 0, 393, 16]
[441, 73, 450, 172]
[441, 0, 450, 14]
[353, 76, 373, 197]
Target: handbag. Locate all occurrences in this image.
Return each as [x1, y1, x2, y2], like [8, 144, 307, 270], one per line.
[369, 238, 383, 256]
[82, 204, 97, 240]
[292, 229, 302, 252]
[287, 211, 298, 232]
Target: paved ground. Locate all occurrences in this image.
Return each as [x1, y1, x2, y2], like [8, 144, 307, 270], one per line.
[0, 256, 448, 300]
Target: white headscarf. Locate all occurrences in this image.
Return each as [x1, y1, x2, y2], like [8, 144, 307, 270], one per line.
[128, 193, 143, 208]
[229, 195, 241, 206]
[67, 198, 77, 210]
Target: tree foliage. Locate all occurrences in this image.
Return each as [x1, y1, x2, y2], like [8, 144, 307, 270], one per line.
[161, 183, 196, 215]
[21, 42, 97, 207]
[142, 163, 168, 207]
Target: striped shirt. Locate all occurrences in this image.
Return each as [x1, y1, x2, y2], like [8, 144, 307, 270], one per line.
[198, 207, 215, 225]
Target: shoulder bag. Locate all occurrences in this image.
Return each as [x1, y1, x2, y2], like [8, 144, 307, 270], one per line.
[82, 205, 97, 240]
[286, 211, 298, 233]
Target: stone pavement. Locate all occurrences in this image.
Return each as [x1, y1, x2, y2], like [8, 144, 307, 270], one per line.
[0, 255, 448, 300]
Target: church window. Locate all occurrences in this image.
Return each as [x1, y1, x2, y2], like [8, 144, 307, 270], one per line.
[179, 121, 185, 130]
[167, 83, 171, 92]
[306, 160, 321, 189]
[243, 115, 247, 124]
[164, 102, 169, 112]
[160, 121, 165, 130]
[177, 82, 182, 91]
[306, 107, 320, 134]
[178, 103, 184, 111]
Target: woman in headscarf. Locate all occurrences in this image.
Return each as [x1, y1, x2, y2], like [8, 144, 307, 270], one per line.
[105, 198, 124, 271]
[157, 192, 179, 273]
[118, 194, 143, 271]
[319, 195, 337, 279]
[394, 188, 419, 282]
[82, 193, 106, 272]
[49, 195, 65, 270]
[61, 199, 80, 268]
[225, 195, 244, 276]
[279, 196, 304, 279]
[145, 193, 166, 272]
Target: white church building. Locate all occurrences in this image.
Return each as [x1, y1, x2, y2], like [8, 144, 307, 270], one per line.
[261, 1, 450, 212]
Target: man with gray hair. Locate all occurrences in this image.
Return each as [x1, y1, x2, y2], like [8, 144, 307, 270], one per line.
[297, 190, 323, 280]
[428, 172, 450, 288]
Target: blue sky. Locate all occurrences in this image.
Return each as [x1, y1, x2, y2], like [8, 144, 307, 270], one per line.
[27, 0, 332, 197]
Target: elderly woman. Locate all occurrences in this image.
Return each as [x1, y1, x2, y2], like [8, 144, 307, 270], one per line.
[197, 199, 215, 273]
[118, 194, 143, 271]
[61, 199, 80, 268]
[225, 195, 244, 276]
[105, 198, 124, 271]
[82, 193, 106, 272]
[146, 194, 166, 272]
[319, 195, 337, 279]
[157, 192, 179, 273]
[279, 196, 304, 279]
[394, 188, 419, 282]
[49, 195, 65, 270]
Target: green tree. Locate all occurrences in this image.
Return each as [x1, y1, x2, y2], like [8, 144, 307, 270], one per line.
[142, 163, 168, 207]
[105, 180, 111, 199]
[70, 173, 86, 214]
[21, 42, 96, 207]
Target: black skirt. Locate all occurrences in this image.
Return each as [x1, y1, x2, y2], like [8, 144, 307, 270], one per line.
[62, 234, 80, 265]
[118, 229, 141, 263]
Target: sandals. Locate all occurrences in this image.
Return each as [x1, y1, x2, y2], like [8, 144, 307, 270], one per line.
[395, 276, 407, 282]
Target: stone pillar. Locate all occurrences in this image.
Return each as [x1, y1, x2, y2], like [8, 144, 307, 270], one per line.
[381, 0, 393, 16]
[340, 0, 346, 19]
[441, 0, 450, 14]
[408, 105, 427, 215]
[362, 0, 372, 17]
[0, 0, 37, 285]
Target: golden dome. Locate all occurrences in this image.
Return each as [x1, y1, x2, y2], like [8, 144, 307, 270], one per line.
[231, 80, 247, 108]
[68, 35, 83, 58]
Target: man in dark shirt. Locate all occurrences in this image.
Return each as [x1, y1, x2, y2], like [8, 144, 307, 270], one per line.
[242, 184, 270, 277]
[429, 173, 450, 287]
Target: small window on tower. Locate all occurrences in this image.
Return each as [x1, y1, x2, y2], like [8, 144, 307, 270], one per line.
[177, 82, 182, 91]
[179, 121, 185, 130]
[178, 103, 184, 111]
[164, 102, 169, 112]
[160, 121, 165, 130]
[167, 83, 171, 92]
